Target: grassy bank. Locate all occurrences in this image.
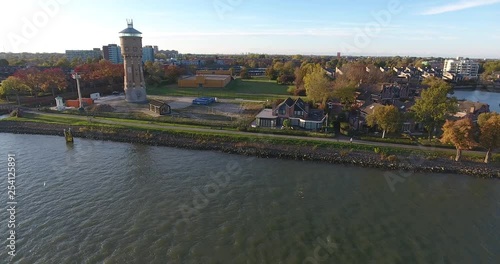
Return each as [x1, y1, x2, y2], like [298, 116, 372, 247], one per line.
[4, 113, 499, 164]
[2, 116, 499, 178]
[147, 78, 292, 101]
[40, 109, 236, 129]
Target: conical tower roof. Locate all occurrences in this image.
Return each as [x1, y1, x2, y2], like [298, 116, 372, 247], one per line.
[119, 19, 142, 36]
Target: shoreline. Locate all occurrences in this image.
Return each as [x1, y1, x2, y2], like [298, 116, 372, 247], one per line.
[452, 86, 500, 92]
[0, 120, 498, 178]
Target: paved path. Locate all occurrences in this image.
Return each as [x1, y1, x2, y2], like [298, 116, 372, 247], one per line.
[24, 110, 489, 156]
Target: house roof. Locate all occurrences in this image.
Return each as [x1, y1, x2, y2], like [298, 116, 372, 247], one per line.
[276, 97, 295, 110]
[392, 100, 415, 112]
[457, 100, 489, 113]
[256, 109, 277, 119]
[283, 97, 295, 107]
[307, 109, 326, 121]
[149, 99, 168, 107]
[360, 103, 383, 115]
[294, 98, 307, 112]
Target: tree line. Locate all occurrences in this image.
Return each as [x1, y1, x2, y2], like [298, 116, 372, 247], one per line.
[441, 113, 499, 163]
[268, 61, 390, 108]
[0, 67, 67, 105]
[363, 77, 499, 163]
[0, 60, 125, 104]
[365, 78, 457, 139]
[143, 61, 185, 86]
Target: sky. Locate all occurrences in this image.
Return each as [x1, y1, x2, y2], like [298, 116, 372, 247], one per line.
[1, 0, 500, 58]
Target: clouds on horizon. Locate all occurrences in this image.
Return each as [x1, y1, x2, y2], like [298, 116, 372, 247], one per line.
[421, 0, 500, 15]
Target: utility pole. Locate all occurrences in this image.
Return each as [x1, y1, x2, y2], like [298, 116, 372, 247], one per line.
[72, 71, 83, 111]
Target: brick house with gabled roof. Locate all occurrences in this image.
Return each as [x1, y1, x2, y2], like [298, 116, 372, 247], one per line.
[255, 97, 327, 131]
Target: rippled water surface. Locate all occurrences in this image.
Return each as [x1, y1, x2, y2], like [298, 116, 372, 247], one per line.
[0, 134, 498, 263]
[451, 90, 500, 112]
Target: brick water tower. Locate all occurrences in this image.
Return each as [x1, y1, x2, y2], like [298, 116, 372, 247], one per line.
[119, 19, 147, 103]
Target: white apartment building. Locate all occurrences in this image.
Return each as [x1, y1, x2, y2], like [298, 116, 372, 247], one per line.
[443, 57, 479, 79]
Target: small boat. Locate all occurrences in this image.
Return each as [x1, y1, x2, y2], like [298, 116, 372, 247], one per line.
[64, 128, 73, 143]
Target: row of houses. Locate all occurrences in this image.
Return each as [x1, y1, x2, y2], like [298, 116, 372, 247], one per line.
[356, 99, 489, 134]
[137, 80, 492, 137]
[253, 82, 491, 134]
[354, 82, 490, 134]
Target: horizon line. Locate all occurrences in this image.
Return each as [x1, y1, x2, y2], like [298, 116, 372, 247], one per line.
[1, 51, 499, 60]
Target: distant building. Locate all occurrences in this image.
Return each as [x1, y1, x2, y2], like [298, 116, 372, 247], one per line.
[254, 97, 327, 131]
[215, 58, 235, 66]
[443, 57, 479, 80]
[454, 100, 490, 120]
[178, 75, 231, 88]
[149, 99, 171, 115]
[153, 45, 159, 53]
[443, 72, 463, 82]
[102, 44, 123, 64]
[181, 59, 205, 66]
[142, 45, 155, 63]
[196, 70, 232, 76]
[65, 49, 101, 62]
[377, 83, 412, 103]
[163, 50, 179, 59]
[248, 68, 266, 76]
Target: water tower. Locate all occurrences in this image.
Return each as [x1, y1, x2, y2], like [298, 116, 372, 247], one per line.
[119, 19, 147, 103]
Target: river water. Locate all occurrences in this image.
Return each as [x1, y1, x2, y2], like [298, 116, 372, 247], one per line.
[0, 134, 498, 263]
[451, 90, 500, 112]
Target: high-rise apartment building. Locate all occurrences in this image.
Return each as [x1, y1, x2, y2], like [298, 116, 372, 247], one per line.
[443, 57, 479, 79]
[102, 44, 123, 64]
[142, 45, 155, 63]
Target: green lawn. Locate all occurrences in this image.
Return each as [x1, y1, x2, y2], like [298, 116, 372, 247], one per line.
[4, 114, 499, 164]
[147, 78, 293, 100]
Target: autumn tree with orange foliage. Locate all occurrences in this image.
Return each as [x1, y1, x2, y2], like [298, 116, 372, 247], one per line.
[74, 60, 124, 87]
[477, 112, 500, 163]
[13, 68, 43, 97]
[164, 65, 185, 84]
[440, 118, 476, 161]
[39, 68, 68, 96]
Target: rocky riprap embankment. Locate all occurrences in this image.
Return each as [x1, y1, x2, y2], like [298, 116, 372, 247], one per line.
[1, 120, 498, 178]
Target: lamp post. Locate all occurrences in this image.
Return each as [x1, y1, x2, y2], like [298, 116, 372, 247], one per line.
[71, 71, 84, 112]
